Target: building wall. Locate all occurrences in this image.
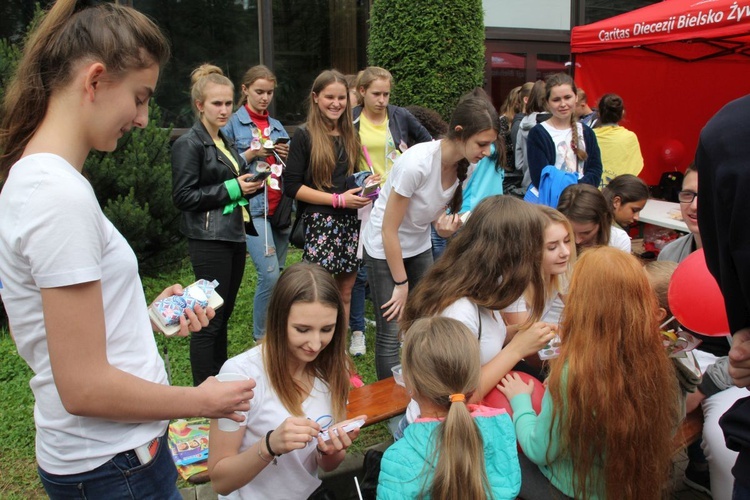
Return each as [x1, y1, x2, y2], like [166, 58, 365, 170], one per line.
[483, 0, 572, 30]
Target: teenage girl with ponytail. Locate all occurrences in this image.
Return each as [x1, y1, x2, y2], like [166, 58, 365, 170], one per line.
[526, 73, 602, 196]
[378, 317, 521, 500]
[362, 91, 500, 379]
[0, 1, 254, 497]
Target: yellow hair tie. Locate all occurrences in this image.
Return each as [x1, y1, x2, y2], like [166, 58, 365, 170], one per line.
[449, 393, 466, 403]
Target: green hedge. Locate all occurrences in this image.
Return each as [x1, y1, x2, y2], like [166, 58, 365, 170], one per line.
[368, 0, 486, 120]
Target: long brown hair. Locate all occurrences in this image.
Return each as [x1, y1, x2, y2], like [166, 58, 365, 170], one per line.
[557, 184, 613, 248]
[402, 317, 490, 500]
[0, 0, 170, 179]
[402, 196, 546, 333]
[306, 70, 361, 189]
[263, 263, 350, 420]
[444, 90, 500, 214]
[545, 73, 587, 162]
[548, 247, 679, 499]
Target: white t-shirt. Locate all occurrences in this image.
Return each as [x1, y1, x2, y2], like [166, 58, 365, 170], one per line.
[541, 121, 587, 179]
[405, 298, 507, 423]
[362, 140, 458, 259]
[609, 225, 632, 253]
[219, 346, 333, 499]
[504, 293, 566, 326]
[0, 154, 167, 474]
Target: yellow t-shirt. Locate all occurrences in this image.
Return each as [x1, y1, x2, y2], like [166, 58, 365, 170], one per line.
[594, 125, 644, 187]
[359, 113, 389, 179]
[215, 139, 249, 222]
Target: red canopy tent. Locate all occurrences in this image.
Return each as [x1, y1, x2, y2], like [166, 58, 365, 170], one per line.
[571, 0, 750, 185]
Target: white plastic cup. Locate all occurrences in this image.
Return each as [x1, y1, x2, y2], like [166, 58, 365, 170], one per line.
[215, 372, 250, 432]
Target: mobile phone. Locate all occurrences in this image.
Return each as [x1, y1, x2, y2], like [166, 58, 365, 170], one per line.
[275, 137, 290, 145]
[318, 418, 366, 443]
[248, 171, 271, 182]
[361, 183, 378, 197]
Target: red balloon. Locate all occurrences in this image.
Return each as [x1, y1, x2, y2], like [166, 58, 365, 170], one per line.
[661, 139, 685, 169]
[667, 249, 730, 336]
[483, 371, 545, 417]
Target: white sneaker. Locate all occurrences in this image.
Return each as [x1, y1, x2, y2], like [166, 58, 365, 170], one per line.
[349, 331, 366, 356]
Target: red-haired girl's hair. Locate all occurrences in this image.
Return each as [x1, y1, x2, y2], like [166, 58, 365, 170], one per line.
[547, 246, 679, 499]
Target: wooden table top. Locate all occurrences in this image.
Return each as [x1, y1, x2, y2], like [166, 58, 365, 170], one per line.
[346, 376, 410, 426]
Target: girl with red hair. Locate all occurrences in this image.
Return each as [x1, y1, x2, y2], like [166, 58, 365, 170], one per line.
[499, 246, 680, 499]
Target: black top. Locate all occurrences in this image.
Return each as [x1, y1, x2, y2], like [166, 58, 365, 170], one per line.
[283, 127, 358, 216]
[697, 93, 750, 486]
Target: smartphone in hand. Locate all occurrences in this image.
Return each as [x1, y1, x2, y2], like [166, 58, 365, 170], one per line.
[275, 137, 290, 145]
[247, 171, 272, 183]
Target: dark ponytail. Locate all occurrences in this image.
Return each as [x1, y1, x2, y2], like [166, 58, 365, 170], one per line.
[445, 90, 499, 214]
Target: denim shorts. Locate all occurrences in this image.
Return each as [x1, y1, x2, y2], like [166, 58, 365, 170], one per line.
[38, 432, 181, 500]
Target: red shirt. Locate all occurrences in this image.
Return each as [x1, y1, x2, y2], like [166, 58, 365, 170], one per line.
[246, 105, 282, 215]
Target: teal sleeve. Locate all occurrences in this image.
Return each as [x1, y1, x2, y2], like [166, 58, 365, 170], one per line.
[223, 178, 242, 201]
[509, 389, 560, 465]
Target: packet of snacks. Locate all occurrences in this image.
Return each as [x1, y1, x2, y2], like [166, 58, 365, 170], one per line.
[149, 279, 223, 336]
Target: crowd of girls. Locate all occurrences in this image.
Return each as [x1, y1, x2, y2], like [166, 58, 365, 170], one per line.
[0, 4, 698, 495]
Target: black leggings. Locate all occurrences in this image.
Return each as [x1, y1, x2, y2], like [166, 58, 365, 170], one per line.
[187, 238, 246, 385]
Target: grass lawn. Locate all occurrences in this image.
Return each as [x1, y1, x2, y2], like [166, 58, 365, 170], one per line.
[0, 248, 390, 498]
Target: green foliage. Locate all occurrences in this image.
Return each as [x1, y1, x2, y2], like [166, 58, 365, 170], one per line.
[368, 0, 486, 120]
[84, 104, 185, 276]
[0, 38, 20, 104]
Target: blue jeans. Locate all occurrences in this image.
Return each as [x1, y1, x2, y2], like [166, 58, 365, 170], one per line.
[349, 264, 367, 332]
[735, 481, 750, 500]
[430, 225, 447, 261]
[246, 216, 290, 340]
[38, 433, 181, 500]
[364, 248, 433, 380]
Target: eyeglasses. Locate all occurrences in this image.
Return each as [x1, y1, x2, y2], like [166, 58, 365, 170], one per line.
[678, 190, 698, 203]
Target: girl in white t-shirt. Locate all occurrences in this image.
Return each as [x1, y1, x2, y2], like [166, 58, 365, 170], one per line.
[362, 92, 501, 379]
[0, 2, 255, 497]
[208, 263, 365, 499]
[400, 196, 556, 414]
[504, 206, 575, 327]
[557, 183, 631, 254]
[503, 207, 576, 375]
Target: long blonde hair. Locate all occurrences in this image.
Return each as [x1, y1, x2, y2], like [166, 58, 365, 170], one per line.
[263, 263, 350, 420]
[306, 70, 361, 189]
[539, 205, 576, 299]
[548, 247, 679, 499]
[402, 317, 491, 500]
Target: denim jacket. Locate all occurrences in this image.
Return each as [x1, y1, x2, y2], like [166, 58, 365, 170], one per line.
[222, 106, 289, 217]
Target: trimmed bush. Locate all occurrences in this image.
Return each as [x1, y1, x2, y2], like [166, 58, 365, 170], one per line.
[368, 0, 486, 120]
[84, 105, 186, 276]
